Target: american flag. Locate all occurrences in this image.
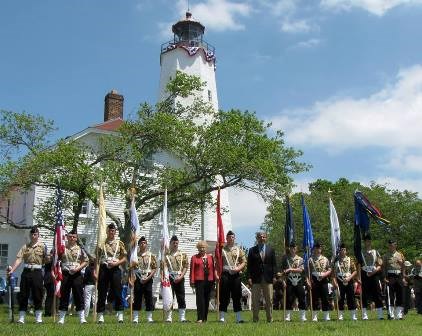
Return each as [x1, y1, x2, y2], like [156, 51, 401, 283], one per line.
[52, 186, 66, 297]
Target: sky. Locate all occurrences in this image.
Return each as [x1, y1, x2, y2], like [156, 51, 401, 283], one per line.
[2, 0, 422, 248]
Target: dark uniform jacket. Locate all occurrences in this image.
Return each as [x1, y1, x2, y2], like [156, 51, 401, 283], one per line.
[247, 244, 276, 284]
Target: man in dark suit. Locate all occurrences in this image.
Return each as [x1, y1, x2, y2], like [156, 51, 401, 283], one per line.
[247, 231, 276, 322]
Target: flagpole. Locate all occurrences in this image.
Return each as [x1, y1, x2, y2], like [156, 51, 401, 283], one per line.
[283, 239, 286, 322]
[52, 230, 57, 323]
[129, 188, 135, 323]
[93, 183, 106, 323]
[358, 264, 364, 319]
[328, 189, 340, 321]
[307, 246, 313, 318]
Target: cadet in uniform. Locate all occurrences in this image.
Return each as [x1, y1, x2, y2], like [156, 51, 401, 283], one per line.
[281, 242, 307, 322]
[218, 230, 246, 323]
[332, 243, 357, 321]
[96, 223, 127, 323]
[7, 226, 48, 324]
[132, 236, 157, 323]
[411, 259, 422, 314]
[163, 235, 188, 322]
[57, 229, 89, 324]
[307, 241, 332, 322]
[383, 239, 405, 319]
[360, 233, 384, 320]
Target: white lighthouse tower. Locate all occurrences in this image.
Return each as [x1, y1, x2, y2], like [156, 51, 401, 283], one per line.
[157, 12, 232, 243]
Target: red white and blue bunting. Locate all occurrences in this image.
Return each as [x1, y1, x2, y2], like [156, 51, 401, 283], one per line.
[162, 44, 216, 69]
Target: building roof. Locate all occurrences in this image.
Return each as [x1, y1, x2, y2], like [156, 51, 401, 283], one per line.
[93, 118, 124, 131]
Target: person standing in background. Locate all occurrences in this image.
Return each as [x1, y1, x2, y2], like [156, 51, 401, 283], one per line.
[190, 240, 215, 323]
[247, 231, 276, 323]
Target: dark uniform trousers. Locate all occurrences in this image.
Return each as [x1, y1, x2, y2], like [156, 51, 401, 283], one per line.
[133, 277, 154, 311]
[338, 281, 356, 310]
[170, 277, 186, 309]
[43, 265, 54, 316]
[59, 271, 84, 311]
[387, 274, 403, 307]
[416, 289, 422, 314]
[361, 271, 383, 308]
[96, 265, 123, 313]
[219, 272, 242, 312]
[273, 281, 284, 310]
[19, 268, 43, 311]
[286, 280, 306, 310]
[194, 280, 213, 321]
[311, 276, 330, 311]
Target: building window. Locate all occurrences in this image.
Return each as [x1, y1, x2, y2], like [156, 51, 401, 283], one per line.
[80, 200, 90, 217]
[208, 90, 212, 102]
[0, 244, 8, 270]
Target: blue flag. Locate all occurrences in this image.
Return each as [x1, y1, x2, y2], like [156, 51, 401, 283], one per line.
[285, 196, 295, 248]
[302, 195, 314, 265]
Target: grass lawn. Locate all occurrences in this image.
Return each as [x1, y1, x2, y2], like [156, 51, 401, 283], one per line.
[1, 306, 421, 336]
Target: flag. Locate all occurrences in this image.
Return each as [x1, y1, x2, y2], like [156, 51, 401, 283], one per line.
[129, 197, 140, 268]
[215, 188, 225, 279]
[329, 197, 341, 262]
[302, 195, 314, 265]
[354, 191, 389, 232]
[52, 186, 66, 297]
[284, 196, 295, 248]
[96, 184, 107, 254]
[160, 189, 173, 311]
[353, 191, 389, 265]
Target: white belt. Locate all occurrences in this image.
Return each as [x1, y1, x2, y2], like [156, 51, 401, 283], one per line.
[337, 272, 351, 277]
[362, 266, 375, 272]
[169, 271, 181, 276]
[102, 257, 117, 264]
[223, 265, 235, 271]
[387, 270, 401, 275]
[24, 264, 42, 269]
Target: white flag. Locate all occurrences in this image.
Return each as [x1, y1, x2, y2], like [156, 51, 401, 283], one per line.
[160, 189, 173, 311]
[329, 197, 341, 261]
[129, 197, 141, 267]
[96, 184, 107, 251]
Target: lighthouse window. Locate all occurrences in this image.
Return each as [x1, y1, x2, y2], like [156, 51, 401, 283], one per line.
[208, 90, 212, 102]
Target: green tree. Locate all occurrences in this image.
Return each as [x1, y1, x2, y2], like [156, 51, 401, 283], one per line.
[263, 178, 422, 262]
[1, 71, 309, 249]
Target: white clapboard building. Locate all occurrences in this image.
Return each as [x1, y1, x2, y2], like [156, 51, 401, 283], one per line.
[0, 12, 232, 309]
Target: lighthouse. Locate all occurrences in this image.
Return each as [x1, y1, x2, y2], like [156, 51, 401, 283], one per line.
[157, 12, 232, 244]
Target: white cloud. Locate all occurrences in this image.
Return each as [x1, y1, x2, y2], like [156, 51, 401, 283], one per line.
[374, 176, 422, 197]
[384, 150, 422, 173]
[176, 0, 252, 32]
[258, 0, 298, 16]
[281, 18, 313, 33]
[291, 38, 321, 48]
[271, 65, 422, 151]
[228, 188, 268, 247]
[321, 0, 422, 16]
[229, 188, 268, 230]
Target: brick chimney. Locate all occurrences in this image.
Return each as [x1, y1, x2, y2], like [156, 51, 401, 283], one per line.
[104, 89, 124, 121]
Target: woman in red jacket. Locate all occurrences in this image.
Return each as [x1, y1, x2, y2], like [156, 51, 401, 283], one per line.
[190, 240, 215, 323]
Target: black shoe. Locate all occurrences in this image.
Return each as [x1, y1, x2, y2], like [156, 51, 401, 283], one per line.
[237, 320, 245, 324]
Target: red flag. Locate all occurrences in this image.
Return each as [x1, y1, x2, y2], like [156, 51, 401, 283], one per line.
[215, 188, 225, 279]
[52, 187, 66, 297]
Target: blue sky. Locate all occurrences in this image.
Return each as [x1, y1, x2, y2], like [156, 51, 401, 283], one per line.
[2, 0, 422, 248]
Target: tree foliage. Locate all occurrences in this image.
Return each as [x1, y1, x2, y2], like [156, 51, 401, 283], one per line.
[0, 71, 308, 247]
[263, 178, 422, 263]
